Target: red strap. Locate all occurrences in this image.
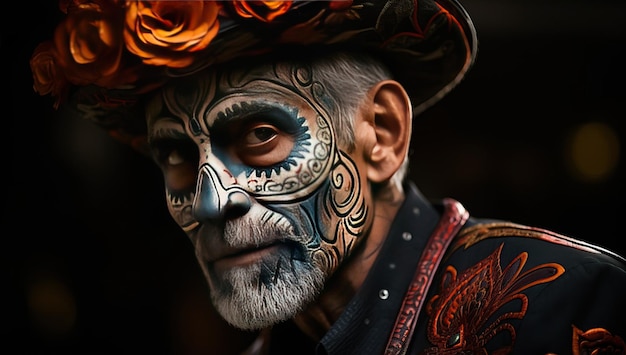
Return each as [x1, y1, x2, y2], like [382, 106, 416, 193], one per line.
[384, 198, 469, 355]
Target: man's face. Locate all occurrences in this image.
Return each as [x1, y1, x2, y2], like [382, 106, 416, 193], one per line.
[146, 60, 374, 329]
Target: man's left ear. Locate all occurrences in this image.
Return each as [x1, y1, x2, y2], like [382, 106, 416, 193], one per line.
[365, 80, 412, 183]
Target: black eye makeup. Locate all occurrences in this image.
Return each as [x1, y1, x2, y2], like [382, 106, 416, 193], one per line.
[210, 101, 311, 178]
[150, 128, 195, 164]
[211, 102, 304, 144]
[146, 95, 331, 203]
[149, 127, 200, 204]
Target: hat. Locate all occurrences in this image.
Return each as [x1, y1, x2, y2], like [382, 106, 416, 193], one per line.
[30, 0, 477, 153]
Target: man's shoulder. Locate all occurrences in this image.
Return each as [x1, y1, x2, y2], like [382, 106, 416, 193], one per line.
[449, 220, 626, 266]
[421, 220, 626, 355]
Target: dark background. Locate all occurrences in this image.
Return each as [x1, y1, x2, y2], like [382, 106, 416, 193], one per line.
[7, 0, 625, 354]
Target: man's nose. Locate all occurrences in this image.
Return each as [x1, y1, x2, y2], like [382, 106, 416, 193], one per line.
[192, 164, 252, 221]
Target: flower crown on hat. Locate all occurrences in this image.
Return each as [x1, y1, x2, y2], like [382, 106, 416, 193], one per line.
[30, 0, 476, 152]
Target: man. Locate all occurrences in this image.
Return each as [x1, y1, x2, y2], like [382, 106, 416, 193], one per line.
[30, 0, 626, 354]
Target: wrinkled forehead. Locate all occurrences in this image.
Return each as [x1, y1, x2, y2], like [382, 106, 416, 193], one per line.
[145, 58, 333, 128]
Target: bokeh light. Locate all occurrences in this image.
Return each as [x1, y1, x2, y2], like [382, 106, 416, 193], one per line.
[27, 271, 77, 340]
[566, 122, 620, 182]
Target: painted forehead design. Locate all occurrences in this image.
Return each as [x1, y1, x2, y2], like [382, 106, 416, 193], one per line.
[159, 60, 336, 127]
[152, 61, 338, 202]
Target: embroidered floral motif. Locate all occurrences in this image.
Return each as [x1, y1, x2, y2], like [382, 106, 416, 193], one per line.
[572, 326, 626, 355]
[423, 243, 564, 354]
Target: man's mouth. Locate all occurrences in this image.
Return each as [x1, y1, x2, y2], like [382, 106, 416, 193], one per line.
[208, 239, 308, 275]
[212, 243, 283, 273]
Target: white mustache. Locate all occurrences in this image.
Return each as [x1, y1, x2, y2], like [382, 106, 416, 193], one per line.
[222, 205, 303, 248]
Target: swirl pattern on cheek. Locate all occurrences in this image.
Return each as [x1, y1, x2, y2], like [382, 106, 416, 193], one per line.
[312, 151, 368, 269]
[328, 152, 364, 219]
[300, 114, 331, 185]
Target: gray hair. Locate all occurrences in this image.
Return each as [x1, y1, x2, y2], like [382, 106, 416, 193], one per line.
[311, 51, 410, 185]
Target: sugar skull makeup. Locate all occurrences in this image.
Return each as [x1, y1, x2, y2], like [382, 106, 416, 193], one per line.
[146, 59, 372, 329]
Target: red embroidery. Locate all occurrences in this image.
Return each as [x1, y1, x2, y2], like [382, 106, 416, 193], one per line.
[423, 244, 564, 354]
[572, 326, 626, 355]
[385, 198, 469, 355]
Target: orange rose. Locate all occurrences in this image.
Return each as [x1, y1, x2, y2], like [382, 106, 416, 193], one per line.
[124, 1, 221, 68]
[30, 41, 69, 109]
[230, 1, 293, 22]
[328, 0, 354, 11]
[54, 0, 131, 88]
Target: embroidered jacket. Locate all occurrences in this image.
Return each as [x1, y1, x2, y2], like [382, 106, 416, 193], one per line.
[254, 182, 626, 354]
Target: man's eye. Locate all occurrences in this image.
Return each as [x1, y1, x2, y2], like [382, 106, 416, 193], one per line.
[152, 139, 197, 167]
[151, 140, 199, 195]
[167, 149, 186, 166]
[229, 123, 294, 167]
[244, 125, 278, 145]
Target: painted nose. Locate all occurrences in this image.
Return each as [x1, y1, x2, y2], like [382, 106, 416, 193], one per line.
[192, 165, 252, 221]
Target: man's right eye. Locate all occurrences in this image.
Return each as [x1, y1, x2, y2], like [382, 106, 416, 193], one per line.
[151, 140, 199, 193]
[243, 125, 278, 145]
[152, 139, 197, 166]
[167, 149, 187, 166]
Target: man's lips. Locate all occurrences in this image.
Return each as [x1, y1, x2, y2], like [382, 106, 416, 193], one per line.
[211, 243, 283, 272]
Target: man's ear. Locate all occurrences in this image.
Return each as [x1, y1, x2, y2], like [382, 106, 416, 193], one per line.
[365, 80, 412, 183]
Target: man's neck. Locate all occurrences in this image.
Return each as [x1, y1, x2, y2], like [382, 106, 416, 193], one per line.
[292, 180, 406, 341]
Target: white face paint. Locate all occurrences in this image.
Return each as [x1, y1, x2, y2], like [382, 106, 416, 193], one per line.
[146, 60, 372, 330]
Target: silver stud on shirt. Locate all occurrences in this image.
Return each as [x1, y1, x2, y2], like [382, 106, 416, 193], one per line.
[413, 207, 420, 215]
[364, 318, 371, 325]
[379, 289, 389, 300]
[402, 232, 412, 241]
[389, 263, 396, 270]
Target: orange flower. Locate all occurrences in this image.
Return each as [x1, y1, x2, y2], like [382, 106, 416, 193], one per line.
[58, 0, 124, 14]
[30, 41, 69, 109]
[124, 1, 221, 68]
[328, 0, 354, 11]
[54, 0, 130, 88]
[230, 1, 293, 22]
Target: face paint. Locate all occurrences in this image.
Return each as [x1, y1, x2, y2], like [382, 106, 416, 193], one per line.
[146, 60, 372, 329]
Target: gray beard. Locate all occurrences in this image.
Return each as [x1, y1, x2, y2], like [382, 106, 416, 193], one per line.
[210, 249, 325, 330]
[206, 205, 326, 330]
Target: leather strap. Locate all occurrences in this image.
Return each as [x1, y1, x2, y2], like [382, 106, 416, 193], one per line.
[384, 198, 469, 355]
